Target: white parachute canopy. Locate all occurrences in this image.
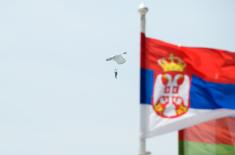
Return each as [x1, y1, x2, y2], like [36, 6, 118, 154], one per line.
[106, 52, 127, 65]
[112, 55, 126, 64]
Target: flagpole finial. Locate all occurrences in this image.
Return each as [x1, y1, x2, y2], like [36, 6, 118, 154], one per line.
[138, 3, 148, 33]
[138, 3, 148, 16]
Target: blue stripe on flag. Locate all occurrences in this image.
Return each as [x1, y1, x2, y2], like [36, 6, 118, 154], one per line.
[190, 75, 235, 109]
[140, 69, 235, 110]
[140, 69, 154, 104]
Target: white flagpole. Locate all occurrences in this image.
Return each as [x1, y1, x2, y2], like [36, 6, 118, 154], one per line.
[138, 3, 151, 155]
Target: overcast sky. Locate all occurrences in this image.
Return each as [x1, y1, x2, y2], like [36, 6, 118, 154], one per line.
[0, 0, 235, 155]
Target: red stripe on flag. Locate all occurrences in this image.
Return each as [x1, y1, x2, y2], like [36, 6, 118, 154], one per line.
[141, 33, 235, 84]
[179, 117, 235, 146]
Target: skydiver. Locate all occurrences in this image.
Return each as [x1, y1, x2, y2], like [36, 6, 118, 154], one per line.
[114, 68, 118, 79]
[106, 52, 127, 79]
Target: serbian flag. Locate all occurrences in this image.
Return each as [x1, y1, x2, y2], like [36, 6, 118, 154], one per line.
[179, 117, 235, 155]
[140, 33, 235, 138]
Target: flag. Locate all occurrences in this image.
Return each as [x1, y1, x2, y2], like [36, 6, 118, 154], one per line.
[179, 117, 235, 155]
[140, 33, 235, 138]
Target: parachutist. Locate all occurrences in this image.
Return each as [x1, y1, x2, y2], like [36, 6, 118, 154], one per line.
[106, 52, 127, 79]
[114, 69, 118, 79]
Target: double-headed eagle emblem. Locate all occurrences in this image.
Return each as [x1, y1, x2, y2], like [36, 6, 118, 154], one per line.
[153, 54, 190, 118]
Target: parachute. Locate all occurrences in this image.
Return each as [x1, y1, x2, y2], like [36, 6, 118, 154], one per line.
[106, 52, 127, 65]
[106, 52, 127, 79]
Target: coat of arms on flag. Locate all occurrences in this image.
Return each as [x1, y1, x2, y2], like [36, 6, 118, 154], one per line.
[153, 54, 190, 118]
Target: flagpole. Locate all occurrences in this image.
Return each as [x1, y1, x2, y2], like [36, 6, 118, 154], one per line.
[138, 3, 150, 155]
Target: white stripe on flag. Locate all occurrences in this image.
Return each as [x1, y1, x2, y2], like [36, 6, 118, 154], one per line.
[140, 104, 235, 138]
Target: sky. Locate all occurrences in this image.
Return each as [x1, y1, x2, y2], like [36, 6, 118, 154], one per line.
[0, 0, 235, 155]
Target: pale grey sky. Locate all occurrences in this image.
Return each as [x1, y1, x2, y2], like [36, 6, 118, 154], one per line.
[0, 0, 235, 155]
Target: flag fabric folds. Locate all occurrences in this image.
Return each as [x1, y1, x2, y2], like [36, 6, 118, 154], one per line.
[179, 117, 235, 155]
[140, 33, 235, 138]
